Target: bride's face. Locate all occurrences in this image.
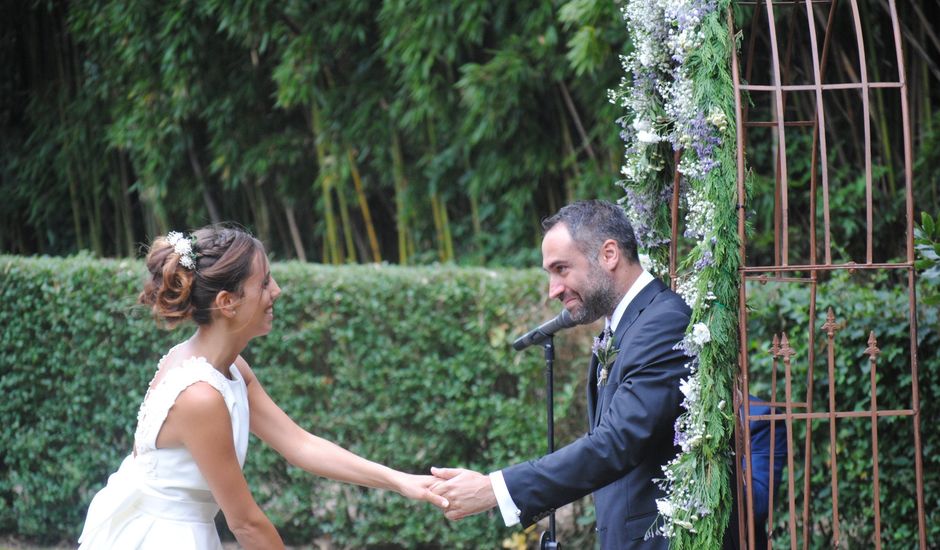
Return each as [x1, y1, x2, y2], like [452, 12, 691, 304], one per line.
[232, 251, 281, 338]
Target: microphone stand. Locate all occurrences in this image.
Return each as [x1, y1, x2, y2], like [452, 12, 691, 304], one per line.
[539, 336, 560, 550]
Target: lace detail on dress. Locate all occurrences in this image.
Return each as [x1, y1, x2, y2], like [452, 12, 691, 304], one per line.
[133, 357, 233, 457]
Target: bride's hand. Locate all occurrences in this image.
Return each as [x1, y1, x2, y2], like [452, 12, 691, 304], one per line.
[395, 472, 449, 509]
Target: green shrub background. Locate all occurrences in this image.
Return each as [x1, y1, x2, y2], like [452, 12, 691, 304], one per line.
[1, 255, 936, 548]
[745, 271, 939, 548]
[0, 254, 601, 548]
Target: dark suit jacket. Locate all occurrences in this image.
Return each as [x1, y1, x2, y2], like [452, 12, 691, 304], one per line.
[724, 398, 788, 549]
[502, 278, 691, 549]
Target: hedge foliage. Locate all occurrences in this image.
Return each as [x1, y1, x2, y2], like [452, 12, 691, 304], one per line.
[0, 254, 600, 548]
[1, 256, 937, 548]
[745, 271, 939, 548]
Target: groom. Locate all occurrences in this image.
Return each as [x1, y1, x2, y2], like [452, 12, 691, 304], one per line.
[431, 200, 691, 549]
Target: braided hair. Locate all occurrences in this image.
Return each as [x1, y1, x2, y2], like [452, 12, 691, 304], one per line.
[138, 225, 264, 328]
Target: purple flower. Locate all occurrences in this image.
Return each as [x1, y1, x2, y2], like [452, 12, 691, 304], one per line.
[694, 249, 714, 270]
[673, 418, 688, 447]
[592, 335, 604, 357]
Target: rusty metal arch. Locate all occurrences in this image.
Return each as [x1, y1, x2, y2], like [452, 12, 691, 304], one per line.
[709, 1, 929, 548]
[670, 0, 927, 550]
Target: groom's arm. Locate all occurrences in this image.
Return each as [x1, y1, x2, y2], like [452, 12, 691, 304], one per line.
[430, 322, 686, 525]
[431, 304, 689, 525]
[501, 307, 689, 526]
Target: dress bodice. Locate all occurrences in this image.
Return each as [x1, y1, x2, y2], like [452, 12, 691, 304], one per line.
[133, 357, 250, 492]
[78, 353, 250, 549]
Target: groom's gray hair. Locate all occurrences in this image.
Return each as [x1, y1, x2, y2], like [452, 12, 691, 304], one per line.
[542, 200, 639, 265]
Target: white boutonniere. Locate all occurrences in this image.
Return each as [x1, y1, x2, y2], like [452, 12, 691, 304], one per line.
[593, 328, 620, 387]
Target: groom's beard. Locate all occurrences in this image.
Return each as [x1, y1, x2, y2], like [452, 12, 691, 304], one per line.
[571, 263, 619, 325]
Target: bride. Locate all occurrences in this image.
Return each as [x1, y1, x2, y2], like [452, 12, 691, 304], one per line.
[78, 225, 447, 549]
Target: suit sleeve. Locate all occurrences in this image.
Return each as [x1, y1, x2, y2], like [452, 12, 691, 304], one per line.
[501, 304, 690, 527]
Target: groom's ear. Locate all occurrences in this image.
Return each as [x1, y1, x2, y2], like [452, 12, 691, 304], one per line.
[599, 238, 620, 270]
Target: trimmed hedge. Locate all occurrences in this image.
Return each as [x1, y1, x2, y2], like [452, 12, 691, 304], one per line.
[2, 256, 936, 547]
[0, 254, 599, 548]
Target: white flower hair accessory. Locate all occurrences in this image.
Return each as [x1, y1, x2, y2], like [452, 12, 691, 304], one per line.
[166, 231, 198, 270]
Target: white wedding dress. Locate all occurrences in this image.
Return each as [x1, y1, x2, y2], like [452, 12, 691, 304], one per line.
[78, 354, 249, 549]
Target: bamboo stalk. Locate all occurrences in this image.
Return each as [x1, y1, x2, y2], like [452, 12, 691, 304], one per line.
[112, 159, 123, 257]
[430, 192, 446, 262]
[76, 155, 101, 255]
[431, 192, 454, 262]
[66, 164, 85, 251]
[859, 2, 897, 196]
[321, 175, 340, 264]
[311, 102, 340, 264]
[187, 140, 221, 224]
[256, 181, 273, 248]
[558, 81, 598, 167]
[282, 198, 307, 262]
[346, 147, 381, 262]
[878, 0, 940, 83]
[426, 121, 454, 263]
[335, 176, 356, 263]
[556, 91, 582, 205]
[118, 152, 135, 257]
[390, 128, 410, 265]
[469, 190, 482, 259]
[55, 67, 84, 250]
[437, 194, 454, 262]
[462, 150, 483, 262]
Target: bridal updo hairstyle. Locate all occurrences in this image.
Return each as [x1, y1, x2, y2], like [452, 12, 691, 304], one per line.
[139, 225, 264, 328]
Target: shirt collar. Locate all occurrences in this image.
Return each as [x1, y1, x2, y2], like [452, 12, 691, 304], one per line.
[607, 270, 655, 333]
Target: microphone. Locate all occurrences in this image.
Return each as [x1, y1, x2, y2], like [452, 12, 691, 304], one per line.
[512, 309, 578, 351]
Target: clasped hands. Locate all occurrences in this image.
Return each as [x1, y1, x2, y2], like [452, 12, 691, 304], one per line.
[423, 466, 496, 520]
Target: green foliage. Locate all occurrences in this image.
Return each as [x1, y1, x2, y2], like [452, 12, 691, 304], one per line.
[915, 212, 940, 301]
[0, 254, 602, 547]
[1, 0, 629, 266]
[745, 271, 939, 548]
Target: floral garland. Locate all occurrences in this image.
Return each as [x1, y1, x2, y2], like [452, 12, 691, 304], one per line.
[609, 0, 739, 547]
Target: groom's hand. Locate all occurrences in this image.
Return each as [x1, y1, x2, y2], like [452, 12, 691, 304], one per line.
[429, 467, 496, 520]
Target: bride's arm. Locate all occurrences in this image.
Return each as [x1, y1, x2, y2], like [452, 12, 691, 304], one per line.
[236, 357, 447, 507]
[169, 382, 286, 550]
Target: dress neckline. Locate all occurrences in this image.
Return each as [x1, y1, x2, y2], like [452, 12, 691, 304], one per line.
[156, 343, 240, 383]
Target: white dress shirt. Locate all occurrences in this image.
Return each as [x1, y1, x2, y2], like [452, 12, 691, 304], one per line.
[489, 270, 655, 526]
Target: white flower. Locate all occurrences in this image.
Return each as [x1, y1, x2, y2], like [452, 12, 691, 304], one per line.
[691, 322, 711, 346]
[166, 231, 184, 246]
[174, 238, 193, 256]
[637, 130, 661, 144]
[639, 253, 652, 271]
[632, 119, 651, 132]
[166, 231, 197, 270]
[656, 498, 675, 518]
[679, 376, 699, 402]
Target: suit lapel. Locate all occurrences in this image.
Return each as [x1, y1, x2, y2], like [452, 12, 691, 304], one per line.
[587, 353, 599, 428]
[612, 278, 666, 347]
[591, 279, 667, 425]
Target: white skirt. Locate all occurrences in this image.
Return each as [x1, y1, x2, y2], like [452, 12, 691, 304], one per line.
[78, 456, 222, 550]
